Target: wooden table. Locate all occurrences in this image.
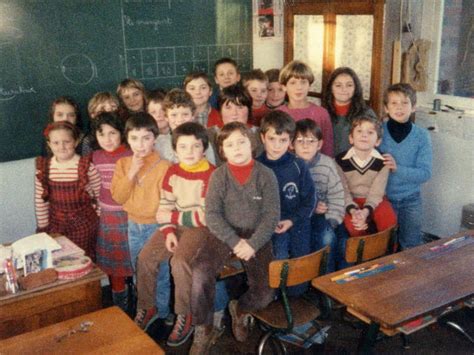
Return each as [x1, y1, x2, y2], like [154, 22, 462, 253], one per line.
[312, 231, 474, 353]
[0, 266, 106, 339]
[0, 306, 164, 354]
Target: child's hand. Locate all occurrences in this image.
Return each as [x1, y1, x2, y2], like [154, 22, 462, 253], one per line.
[275, 219, 293, 234]
[165, 233, 178, 253]
[156, 210, 172, 224]
[383, 153, 397, 172]
[128, 154, 144, 181]
[315, 201, 328, 214]
[351, 208, 369, 231]
[233, 239, 256, 261]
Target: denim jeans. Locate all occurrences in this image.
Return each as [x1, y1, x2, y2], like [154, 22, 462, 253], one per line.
[214, 280, 229, 312]
[389, 192, 423, 250]
[128, 220, 170, 318]
[272, 222, 311, 296]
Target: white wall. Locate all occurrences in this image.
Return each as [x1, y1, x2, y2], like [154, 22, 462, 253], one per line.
[0, 158, 36, 243]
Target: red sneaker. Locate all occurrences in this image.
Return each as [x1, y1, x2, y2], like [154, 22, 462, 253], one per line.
[166, 314, 194, 347]
[134, 307, 158, 330]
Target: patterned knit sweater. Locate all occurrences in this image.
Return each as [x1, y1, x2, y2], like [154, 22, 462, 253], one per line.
[158, 160, 215, 237]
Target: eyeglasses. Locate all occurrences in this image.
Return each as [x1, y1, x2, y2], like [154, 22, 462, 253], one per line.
[294, 137, 319, 145]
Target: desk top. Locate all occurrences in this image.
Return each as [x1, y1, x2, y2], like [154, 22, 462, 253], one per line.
[312, 231, 474, 329]
[0, 306, 164, 354]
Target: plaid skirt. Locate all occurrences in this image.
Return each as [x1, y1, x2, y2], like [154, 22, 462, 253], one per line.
[96, 210, 133, 277]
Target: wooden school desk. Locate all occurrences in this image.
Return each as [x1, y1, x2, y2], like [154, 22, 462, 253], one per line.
[0, 266, 106, 339]
[312, 230, 474, 353]
[0, 306, 164, 354]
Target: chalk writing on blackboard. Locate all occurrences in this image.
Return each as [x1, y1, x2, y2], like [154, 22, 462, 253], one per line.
[123, 15, 173, 31]
[60, 54, 98, 86]
[0, 86, 36, 101]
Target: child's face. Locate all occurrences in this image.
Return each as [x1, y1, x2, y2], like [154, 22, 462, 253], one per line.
[47, 129, 78, 163]
[166, 106, 194, 131]
[215, 63, 240, 89]
[185, 78, 212, 108]
[175, 135, 205, 166]
[349, 121, 380, 153]
[96, 123, 121, 153]
[260, 127, 291, 161]
[384, 92, 415, 123]
[127, 128, 156, 158]
[332, 73, 355, 106]
[147, 101, 168, 132]
[121, 87, 145, 112]
[91, 99, 118, 119]
[53, 103, 77, 124]
[221, 101, 249, 125]
[222, 130, 252, 166]
[284, 77, 310, 104]
[246, 80, 268, 108]
[267, 82, 286, 107]
[293, 133, 323, 162]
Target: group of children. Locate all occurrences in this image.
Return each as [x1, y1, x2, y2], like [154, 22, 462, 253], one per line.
[34, 55, 432, 353]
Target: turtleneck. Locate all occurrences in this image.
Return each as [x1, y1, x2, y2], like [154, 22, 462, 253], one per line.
[179, 159, 210, 173]
[387, 116, 412, 143]
[228, 159, 255, 185]
[105, 144, 128, 156]
[334, 101, 351, 116]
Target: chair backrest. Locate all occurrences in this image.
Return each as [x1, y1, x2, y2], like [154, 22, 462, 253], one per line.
[268, 246, 330, 288]
[345, 226, 397, 264]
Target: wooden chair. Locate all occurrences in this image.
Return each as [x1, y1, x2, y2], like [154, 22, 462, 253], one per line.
[345, 226, 398, 264]
[250, 246, 330, 354]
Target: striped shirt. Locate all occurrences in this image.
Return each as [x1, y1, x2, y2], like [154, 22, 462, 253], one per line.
[35, 155, 101, 228]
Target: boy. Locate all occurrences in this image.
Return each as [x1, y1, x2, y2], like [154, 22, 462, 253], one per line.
[380, 83, 432, 249]
[111, 112, 172, 328]
[135, 122, 226, 343]
[147, 89, 170, 135]
[257, 111, 315, 294]
[336, 116, 397, 237]
[278, 60, 334, 157]
[156, 88, 217, 165]
[242, 69, 270, 126]
[265, 68, 286, 109]
[209, 57, 241, 109]
[293, 119, 345, 272]
[184, 72, 222, 128]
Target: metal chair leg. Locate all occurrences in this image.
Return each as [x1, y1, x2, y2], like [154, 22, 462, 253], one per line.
[445, 321, 474, 344]
[258, 331, 273, 355]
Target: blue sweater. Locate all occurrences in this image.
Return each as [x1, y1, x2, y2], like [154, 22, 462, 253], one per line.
[379, 121, 432, 199]
[257, 152, 315, 226]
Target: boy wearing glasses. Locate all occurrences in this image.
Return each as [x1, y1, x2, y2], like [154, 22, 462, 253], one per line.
[293, 119, 346, 272]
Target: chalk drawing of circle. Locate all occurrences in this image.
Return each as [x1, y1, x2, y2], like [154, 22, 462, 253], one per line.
[0, 26, 23, 46]
[60, 53, 97, 85]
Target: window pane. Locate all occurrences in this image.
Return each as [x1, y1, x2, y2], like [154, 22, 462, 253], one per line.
[437, 0, 474, 98]
[293, 15, 324, 93]
[335, 15, 373, 100]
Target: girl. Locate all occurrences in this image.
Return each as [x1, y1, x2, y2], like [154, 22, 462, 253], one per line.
[116, 78, 147, 120]
[91, 112, 133, 311]
[322, 67, 377, 156]
[35, 121, 100, 259]
[146, 89, 170, 135]
[189, 122, 280, 353]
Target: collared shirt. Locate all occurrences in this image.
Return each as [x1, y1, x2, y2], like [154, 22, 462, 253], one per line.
[342, 147, 384, 169]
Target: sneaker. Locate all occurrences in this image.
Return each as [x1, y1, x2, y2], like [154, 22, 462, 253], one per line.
[228, 300, 253, 342]
[164, 313, 175, 326]
[189, 325, 215, 355]
[134, 307, 159, 330]
[166, 314, 194, 347]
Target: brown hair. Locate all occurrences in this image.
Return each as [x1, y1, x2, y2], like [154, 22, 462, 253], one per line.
[48, 96, 81, 125]
[383, 83, 417, 107]
[216, 122, 255, 162]
[162, 88, 196, 114]
[294, 119, 323, 141]
[87, 92, 119, 117]
[116, 78, 147, 109]
[265, 68, 280, 84]
[242, 69, 268, 86]
[124, 112, 159, 139]
[260, 110, 296, 140]
[183, 72, 212, 90]
[279, 60, 314, 85]
[350, 116, 383, 139]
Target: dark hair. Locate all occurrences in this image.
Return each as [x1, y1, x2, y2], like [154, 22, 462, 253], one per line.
[265, 68, 280, 83]
[163, 88, 196, 114]
[294, 119, 323, 141]
[172, 121, 209, 151]
[216, 122, 255, 162]
[217, 84, 253, 123]
[183, 72, 212, 89]
[322, 67, 369, 124]
[48, 96, 81, 126]
[260, 110, 296, 140]
[124, 112, 159, 139]
[350, 116, 383, 139]
[383, 83, 417, 106]
[242, 69, 268, 85]
[214, 57, 239, 75]
[147, 89, 166, 105]
[90, 112, 125, 150]
[44, 121, 81, 141]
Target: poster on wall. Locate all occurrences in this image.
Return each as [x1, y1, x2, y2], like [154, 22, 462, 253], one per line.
[254, 0, 283, 39]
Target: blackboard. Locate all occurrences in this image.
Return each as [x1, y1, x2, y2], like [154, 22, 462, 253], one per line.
[0, 0, 253, 162]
